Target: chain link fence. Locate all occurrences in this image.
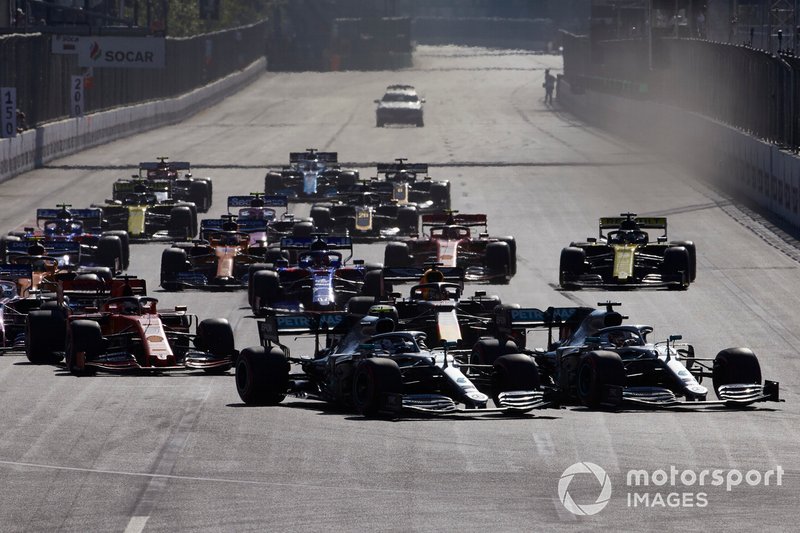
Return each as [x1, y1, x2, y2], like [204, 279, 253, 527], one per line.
[562, 32, 800, 152]
[0, 20, 267, 128]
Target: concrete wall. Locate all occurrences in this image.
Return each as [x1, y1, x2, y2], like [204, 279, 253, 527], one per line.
[558, 80, 800, 229]
[0, 57, 266, 184]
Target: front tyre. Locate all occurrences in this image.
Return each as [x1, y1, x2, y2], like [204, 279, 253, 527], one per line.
[235, 346, 289, 405]
[352, 358, 402, 417]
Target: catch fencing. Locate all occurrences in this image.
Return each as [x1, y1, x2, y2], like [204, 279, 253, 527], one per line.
[0, 20, 267, 127]
[562, 32, 800, 152]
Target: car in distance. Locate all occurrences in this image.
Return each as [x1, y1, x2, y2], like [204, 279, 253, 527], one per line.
[375, 86, 424, 127]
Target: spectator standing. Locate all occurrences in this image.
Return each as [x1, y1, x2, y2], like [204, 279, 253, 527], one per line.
[543, 69, 556, 105]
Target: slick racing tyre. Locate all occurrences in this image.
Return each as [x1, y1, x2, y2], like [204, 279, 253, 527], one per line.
[236, 346, 289, 405]
[26, 309, 66, 364]
[96, 235, 123, 272]
[169, 206, 194, 239]
[470, 338, 519, 367]
[559, 247, 586, 288]
[491, 353, 540, 407]
[66, 320, 102, 376]
[576, 350, 625, 409]
[352, 358, 402, 417]
[362, 270, 385, 299]
[310, 206, 332, 233]
[195, 318, 236, 374]
[160, 248, 189, 291]
[485, 241, 512, 284]
[264, 172, 284, 194]
[103, 230, 130, 270]
[662, 246, 690, 289]
[247, 263, 273, 308]
[190, 180, 211, 213]
[384, 242, 411, 268]
[669, 240, 697, 282]
[712, 348, 762, 398]
[251, 270, 281, 313]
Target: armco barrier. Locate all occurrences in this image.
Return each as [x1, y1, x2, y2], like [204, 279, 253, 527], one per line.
[558, 79, 800, 229]
[0, 57, 265, 184]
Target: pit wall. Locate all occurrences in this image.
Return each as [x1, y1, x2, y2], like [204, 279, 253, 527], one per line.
[0, 58, 265, 184]
[558, 80, 800, 229]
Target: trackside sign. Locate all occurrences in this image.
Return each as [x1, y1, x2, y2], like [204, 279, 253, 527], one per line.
[78, 37, 165, 69]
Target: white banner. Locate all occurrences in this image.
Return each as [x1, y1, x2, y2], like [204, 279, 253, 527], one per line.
[78, 37, 165, 69]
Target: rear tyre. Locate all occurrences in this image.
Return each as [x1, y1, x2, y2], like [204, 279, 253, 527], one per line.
[247, 263, 273, 307]
[352, 358, 402, 417]
[576, 350, 625, 409]
[485, 241, 511, 283]
[384, 242, 411, 268]
[96, 235, 123, 272]
[251, 270, 282, 313]
[292, 221, 314, 238]
[26, 309, 66, 364]
[429, 182, 450, 209]
[236, 346, 289, 405]
[362, 270, 384, 299]
[264, 172, 283, 194]
[397, 207, 419, 234]
[103, 231, 130, 270]
[310, 206, 332, 233]
[346, 295, 377, 316]
[169, 206, 194, 239]
[190, 180, 211, 212]
[712, 348, 762, 398]
[160, 248, 188, 291]
[470, 338, 519, 366]
[498, 236, 517, 276]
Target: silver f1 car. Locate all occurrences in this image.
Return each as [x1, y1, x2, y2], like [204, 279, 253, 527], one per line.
[467, 302, 779, 410]
[235, 309, 544, 417]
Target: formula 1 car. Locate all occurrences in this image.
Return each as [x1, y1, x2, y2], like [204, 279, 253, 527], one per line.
[309, 190, 419, 241]
[559, 213, 696, 289]
[248, 235, 384, 314]
[383, 212, 516, 283]
[96, 183, 198, 241]
[23, 274, 147, 362]
[466, 302, 780, 410]
[26, 294, 236, 375]
[372, 159, 451, 211]
[264, 149, 359, 200]
[346, 265, 504, 349]
[1, 205, 129, 271]
[111, 158, 213, 212]
[161, 218, 275, 290]
[375, 86, 424, 127]
[200, 194, 314, 249]
[235, 309, 543, 417]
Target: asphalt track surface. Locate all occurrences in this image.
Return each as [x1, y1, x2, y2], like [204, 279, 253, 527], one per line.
[1, 46, 798, 531]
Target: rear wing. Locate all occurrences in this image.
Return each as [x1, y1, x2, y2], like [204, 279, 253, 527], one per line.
[421, 213, 487, 227]
[227, 195, 288, 209]
[257, 311, 350, 344]
[279, 236, 353, 251]
[383, 266, 464, 283]
[376, 163, 428, 175]
[599, 216, 668, 239]
[495, 306, 594, 331]
[5, 240, 80, 256]
[57, 276, 147, 303]
[36, 208, 103, 228]
[289, 151, 338, 164]
[139, 161, 191, 171]
[0, 264, 33, 280]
